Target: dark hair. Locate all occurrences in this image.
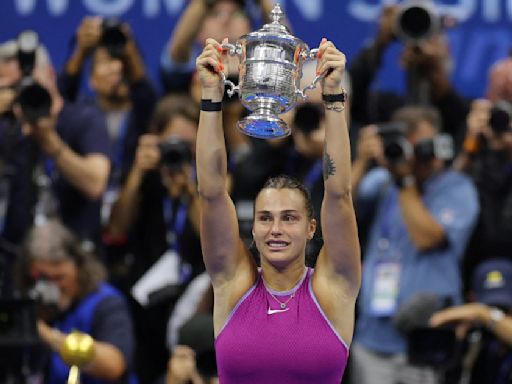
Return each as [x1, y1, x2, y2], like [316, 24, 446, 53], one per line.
[257, 175, 314, 220]
[16, 219, 107, 299]
[149, 94, 199, 135]
[391, 105, 442, 134]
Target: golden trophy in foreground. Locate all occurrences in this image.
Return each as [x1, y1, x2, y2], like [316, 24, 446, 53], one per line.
[60, 330, 95, 384]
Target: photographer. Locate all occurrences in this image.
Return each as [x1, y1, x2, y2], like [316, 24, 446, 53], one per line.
[159, 0, 275, 94]
[106, 94, 204, 383]
[15, 219, 137, 384]
[453, 99, 512, 289]
[0, 35, 110, 254]
[57, 16, 158, 226]
[349, 3, 469, 145]
[430, 258, 512, 383]
[350, 105, 479, 384]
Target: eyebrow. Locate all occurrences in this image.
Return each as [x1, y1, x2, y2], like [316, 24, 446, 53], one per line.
[255, 210, 300, 215]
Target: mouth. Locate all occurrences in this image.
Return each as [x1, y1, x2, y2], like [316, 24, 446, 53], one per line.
[266, 240, 290, 251]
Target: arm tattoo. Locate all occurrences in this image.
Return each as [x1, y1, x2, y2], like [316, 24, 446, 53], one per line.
[323, 151, 336, 180]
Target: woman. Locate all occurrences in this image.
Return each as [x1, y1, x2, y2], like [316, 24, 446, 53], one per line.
[195, 37, 361, 383]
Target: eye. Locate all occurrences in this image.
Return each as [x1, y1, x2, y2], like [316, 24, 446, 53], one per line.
[258, 214, 272, 222]
[283, 214, 298, 222]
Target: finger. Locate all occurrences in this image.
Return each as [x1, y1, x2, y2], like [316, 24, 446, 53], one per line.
[198, 56, 223, 73]
[316, 38, 331, 59]
[205, 38, 221, 51]
[317, 60, 345, 77]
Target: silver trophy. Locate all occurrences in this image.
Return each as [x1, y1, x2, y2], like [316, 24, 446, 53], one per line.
[221, 3, 323, 139]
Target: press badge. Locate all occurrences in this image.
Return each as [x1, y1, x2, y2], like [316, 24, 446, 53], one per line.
[370, 261, 401, 316]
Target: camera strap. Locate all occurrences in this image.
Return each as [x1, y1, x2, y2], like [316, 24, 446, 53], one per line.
[163, 197, 187, 253]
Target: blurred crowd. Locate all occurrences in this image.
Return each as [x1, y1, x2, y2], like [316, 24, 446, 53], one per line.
[0, 0, 511, 383]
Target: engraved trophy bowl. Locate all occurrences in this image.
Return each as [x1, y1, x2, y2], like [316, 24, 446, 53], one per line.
[221, 3, 323, 139]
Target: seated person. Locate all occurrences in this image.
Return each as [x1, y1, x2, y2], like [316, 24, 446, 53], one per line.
[430, 258, 512, 383]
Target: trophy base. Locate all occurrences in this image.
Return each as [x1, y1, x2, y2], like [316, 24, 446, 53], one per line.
[237, 112, 290, 139]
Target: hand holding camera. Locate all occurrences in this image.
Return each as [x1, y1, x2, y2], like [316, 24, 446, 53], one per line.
[355, 125, 385, 166]
[75, 16, 103, 55]
[134, 134, 161, 174]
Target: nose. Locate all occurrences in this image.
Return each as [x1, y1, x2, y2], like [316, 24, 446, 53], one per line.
[270, 219, 282, 236]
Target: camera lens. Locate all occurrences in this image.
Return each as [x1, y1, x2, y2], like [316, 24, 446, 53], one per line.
[490, 106, 511, 134]
[17, 82, 52, 123]
[400, 6, 432, 40]
[159, 137, 193, 171]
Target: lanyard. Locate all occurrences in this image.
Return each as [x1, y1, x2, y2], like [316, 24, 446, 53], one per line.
[379, 187, 398, 242]
[111, 113, 129, 174]
[303, 159, 323, 190]
[163, 197, 188, 253]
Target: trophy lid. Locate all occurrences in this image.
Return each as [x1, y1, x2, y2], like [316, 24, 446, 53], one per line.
[245, 3, 303, 45]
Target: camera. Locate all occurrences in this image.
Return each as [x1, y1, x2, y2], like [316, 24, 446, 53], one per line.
[407, 327, 459, 368]
[395, 0, 441, 44]
[293, 102, 324, 135]
[377, 122, 454, 164]
[100, 18, 127, 59]
[377, 122, 413, 165]
[159, 137, 193, 172]
[15, 30, 52, 123]
[28, 277, 61, 322]
[489, 100, 512, 134]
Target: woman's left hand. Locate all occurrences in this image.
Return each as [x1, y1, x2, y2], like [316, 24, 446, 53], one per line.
[315, 38, 346, 94]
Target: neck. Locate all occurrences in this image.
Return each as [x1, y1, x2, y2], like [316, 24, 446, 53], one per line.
[261, 260, 306, 292]
[98, 96, 131, 112]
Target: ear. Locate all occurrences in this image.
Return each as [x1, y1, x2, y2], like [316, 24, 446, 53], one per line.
[307, 218, 317, 240]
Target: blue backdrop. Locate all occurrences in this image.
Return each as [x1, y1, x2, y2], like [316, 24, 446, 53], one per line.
[1, 0, 511, 98]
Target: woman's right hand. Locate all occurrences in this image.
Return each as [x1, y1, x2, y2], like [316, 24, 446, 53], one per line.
[195, 38, 227, 100]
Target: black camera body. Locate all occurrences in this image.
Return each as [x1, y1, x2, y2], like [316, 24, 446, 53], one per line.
[489, 100, 512, 134]
[377, 122, 453, 164]
[100, 18, 127, 59]
[14, 31, 52, 123]
[377, 122, 413, 165]
[159, 137, 193, 172]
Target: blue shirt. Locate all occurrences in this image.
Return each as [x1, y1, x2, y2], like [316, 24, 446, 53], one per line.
[354, 167, 480, 354]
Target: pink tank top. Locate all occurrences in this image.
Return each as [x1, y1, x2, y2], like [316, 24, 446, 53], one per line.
[215, 268, 349, 383]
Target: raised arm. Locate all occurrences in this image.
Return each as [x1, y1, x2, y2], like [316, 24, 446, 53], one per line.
[314, 40, 361, 293]
[195, 39, 256, 292]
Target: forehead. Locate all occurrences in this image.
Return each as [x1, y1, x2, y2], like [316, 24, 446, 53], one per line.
[408, 119, 436, 143]
[161, 115, 197, 141]
[31, 258, 73, 274]
[255, 188, 306, 212]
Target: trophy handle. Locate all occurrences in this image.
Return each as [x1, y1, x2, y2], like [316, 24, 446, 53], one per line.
[219, 43, 242, 98]
[296, 48, 324, 100]
[221, 42, 242, 57]
[220, 71, 239, 97]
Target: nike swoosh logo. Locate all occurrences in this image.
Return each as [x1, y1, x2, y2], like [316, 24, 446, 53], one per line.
[267, 307, 289, 315]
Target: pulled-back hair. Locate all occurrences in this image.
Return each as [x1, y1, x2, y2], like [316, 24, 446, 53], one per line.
[258, 175, 315, 220]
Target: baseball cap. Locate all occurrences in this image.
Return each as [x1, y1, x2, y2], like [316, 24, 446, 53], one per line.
[472, 258, 512, 308]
